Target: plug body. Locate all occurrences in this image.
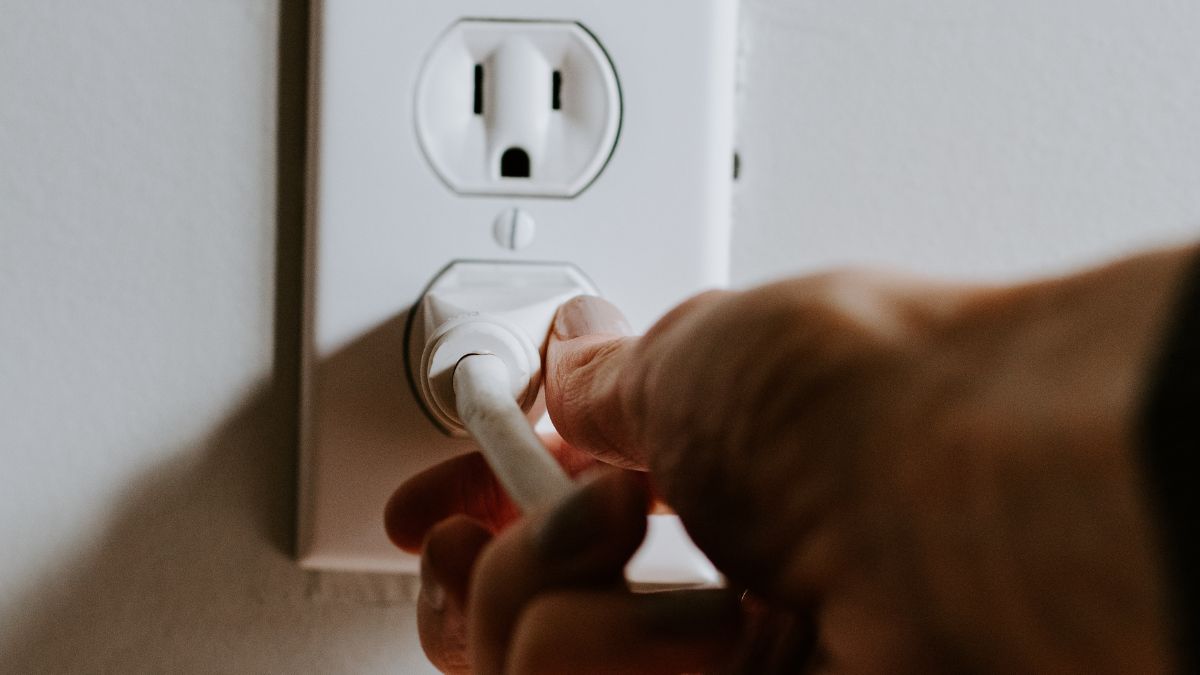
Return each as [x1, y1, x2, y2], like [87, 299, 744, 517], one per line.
[406, 260, 598, 435]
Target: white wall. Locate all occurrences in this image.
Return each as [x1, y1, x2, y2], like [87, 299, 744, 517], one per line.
[0, 1, 432, 672]
[1, 0, 1197, 672]
[733, 0, 1200, 285]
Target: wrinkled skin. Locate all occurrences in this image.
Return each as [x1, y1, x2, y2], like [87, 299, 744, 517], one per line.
[387, 244, 1196, 674]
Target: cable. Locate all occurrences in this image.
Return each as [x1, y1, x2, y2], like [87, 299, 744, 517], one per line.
[452, 353, 575, 513]
[440, 326, 723, 589]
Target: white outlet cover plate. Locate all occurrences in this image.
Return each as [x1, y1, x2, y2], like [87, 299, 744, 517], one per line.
[301, 0, 738, 574]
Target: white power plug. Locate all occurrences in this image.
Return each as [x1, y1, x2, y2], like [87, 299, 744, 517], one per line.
[416, 21, 621, 197]
[407, 262, 594, 514]
[407, 261, 598, 435]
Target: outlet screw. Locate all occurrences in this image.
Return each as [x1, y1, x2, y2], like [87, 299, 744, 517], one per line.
[492, 208, 536, 250]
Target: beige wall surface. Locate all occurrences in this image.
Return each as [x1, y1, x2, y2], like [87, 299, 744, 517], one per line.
[733, 0, 1200, 282]
[0, 1, 434, 672]
[1, 0, 1197, 672]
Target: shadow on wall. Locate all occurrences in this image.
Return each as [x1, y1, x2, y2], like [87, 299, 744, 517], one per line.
[0, 2, 432, 672]
[0, 362, 421, 672]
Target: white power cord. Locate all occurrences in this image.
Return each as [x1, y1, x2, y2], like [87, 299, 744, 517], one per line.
[452, 350, 724, 588]
[452, 353, 575, 513]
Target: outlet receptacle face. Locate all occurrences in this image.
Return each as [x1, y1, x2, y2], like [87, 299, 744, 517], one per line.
[301, 0, 737, 574]
[417, 20, 621, 197]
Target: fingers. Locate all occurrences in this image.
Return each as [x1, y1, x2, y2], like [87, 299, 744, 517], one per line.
[725, 597, 820, 674]
[469, 470, 650, 675]
[544, 292, 730, 469]
[385, 436, 600, 553]
[507, 589, 741, 675]
[420, 473, 744, 675]
[417, 516, 493, 674]
[385, 451, 519, 552]
[545, 296, 645, 468]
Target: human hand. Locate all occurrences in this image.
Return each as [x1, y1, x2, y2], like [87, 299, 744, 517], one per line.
[407, 470, 779, 674]
[389, 245, 1195, 672]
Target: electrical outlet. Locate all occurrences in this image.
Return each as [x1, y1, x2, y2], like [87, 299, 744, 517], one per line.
[416, 20, 621, 197]
[300, 0, 738, 575]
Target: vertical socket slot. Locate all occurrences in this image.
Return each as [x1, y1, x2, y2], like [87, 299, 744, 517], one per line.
[551, 70, 563, 111]
[473, 64, 484, 115]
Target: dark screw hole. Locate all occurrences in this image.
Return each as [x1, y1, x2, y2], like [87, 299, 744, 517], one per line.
[500, 147, 531, 178]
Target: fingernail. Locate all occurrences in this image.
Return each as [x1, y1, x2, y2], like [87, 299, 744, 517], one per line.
[420, 576, 446, 612]
[419, 541, 448, 612]
[533, 481, 608, 561]
[554, 296, 632, 340]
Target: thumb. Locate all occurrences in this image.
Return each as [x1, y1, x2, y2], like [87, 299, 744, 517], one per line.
[545, 296, 648, 469]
